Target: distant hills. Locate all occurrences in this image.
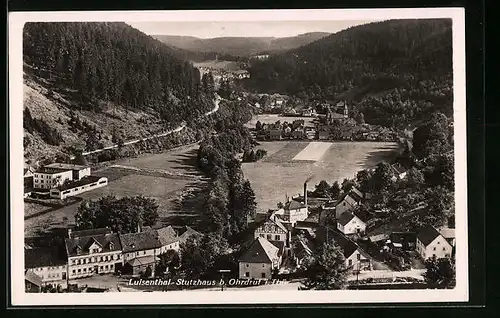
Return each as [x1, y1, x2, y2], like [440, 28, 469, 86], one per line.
[245, 19, 453, 128]
[153, 32, 331, 57]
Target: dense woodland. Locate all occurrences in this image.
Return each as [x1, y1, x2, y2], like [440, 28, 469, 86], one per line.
[246, 19, 453, 129]
[23, 22, 214, 126]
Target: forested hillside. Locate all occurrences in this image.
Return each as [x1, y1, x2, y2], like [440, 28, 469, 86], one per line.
[153, 32, 330, 57]
[246, 19, 453, 128]
[23, 22, 215, 163]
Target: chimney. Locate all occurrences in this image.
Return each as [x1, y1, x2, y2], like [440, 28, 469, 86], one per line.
[304, 182, 308, 208]
[67, 228, 72, 239]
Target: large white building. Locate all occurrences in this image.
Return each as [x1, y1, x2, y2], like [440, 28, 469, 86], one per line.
[33, 163, 91, 190]
[25, 246, 68, 283]
[416, 225, 453, 260]
[238, 237, 283, 280]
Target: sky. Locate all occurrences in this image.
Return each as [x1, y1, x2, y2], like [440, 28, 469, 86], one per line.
[126, 20, 376, 38]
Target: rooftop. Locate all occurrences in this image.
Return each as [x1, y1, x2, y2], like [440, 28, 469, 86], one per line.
[65, 232, 121, 257]
[55, 176, 105, 191]
[239, 237, 279, 264]
[417, 225, 442, 246]
[25, 271, 43, 287]
[126, 255, 160, 267]
[284, 200, 306, 211]
[25, 246, 67, 268]
[119, 231, 162, 253]
[156, 226, 179, 246]
[337, 212, 356, 226]
[70, 228, 112, 239]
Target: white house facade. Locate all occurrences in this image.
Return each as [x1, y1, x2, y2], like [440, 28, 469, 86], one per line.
[416, 226, 453, 259]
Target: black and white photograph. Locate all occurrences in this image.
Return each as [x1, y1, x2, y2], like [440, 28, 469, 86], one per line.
[9, 8, 468, 305]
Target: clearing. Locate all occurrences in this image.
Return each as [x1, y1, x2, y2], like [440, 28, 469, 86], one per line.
[24, 143, 207, 237]
[292, 142, 332, 161]
[242, 141, 399, 211]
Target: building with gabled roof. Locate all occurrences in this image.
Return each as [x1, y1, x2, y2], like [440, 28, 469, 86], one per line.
[282, 199, 308, 226]
[178, 225, 203, 244]
[25, 270, 43, 292]
[254, 216, 290, 247]
[156, 225, 180, 253]
[416, 225, 452, 260]
[391, 163, 408, 180]
[238, 237, 282, 279]
[25, 246, 68, 283]
[336, 211, 367, 236]
[64, 228, 122, 279]
[335, 188, 364, 218]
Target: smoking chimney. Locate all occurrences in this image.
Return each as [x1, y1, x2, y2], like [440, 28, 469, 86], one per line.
[303, 182, 308, 208]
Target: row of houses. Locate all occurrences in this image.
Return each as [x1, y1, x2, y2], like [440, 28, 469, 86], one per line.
[25, 225, 202, 287]
[24, 163, 108, 199]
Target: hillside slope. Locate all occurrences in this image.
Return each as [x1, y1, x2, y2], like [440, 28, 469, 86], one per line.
[22, 22, 218, 164]
[153, 32, 330, 56]
[245, 19, 453, 128]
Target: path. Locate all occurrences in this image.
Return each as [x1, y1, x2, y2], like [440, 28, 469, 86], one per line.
[79, 95, 221, 157]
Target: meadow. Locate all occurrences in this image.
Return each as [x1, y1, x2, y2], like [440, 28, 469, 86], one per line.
[24, 144, 206, 236]
[242, 140, 399, 211]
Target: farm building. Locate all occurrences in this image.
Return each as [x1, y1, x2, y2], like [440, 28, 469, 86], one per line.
[238, 237, 283, 279]
[415, 225, 453, 260]
[336, 212, 367, 236]
[49, 176, 108, 199]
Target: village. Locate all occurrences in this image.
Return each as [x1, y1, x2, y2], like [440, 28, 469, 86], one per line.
[24, 152, 455, 292]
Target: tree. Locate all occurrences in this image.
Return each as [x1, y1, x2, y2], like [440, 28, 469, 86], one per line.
[255, 120, 262, 131]
[313, 180, 331, 198]
[423, 256, 455, 289]
[180, 233, 230, 280]
[356, 170, 373, 193]
[74, 195, 159, 233]
[372, 162, 394, 192]
[329, 181, 341, 199]
[156, 249, 181, 276]
[302, 242, 350, 290]
[413, 112, 451, 159]
[341, 178, 355, 193]
[406, 167, 425, 188]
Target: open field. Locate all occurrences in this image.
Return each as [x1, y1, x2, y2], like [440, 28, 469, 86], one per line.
[24, 144, 206, 236]
[245, 114, 315, 128]
[292, 142, 332, 161]
[242, 141, 399, 211]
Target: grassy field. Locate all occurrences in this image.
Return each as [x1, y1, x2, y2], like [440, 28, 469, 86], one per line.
[242, 141, 399, 211]
[24, 144, 206, 236]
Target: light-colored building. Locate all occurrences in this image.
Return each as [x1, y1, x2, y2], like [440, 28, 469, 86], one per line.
[156, 226, 180, 253]
[49, 176, 108, 199]
[238, 237, 283, 279]
[282, 199, 308, 226]
[416, 226, 453, 260]
[25, 246, 68, 283]
[335, 188, 363, 218]
[64, 228, 123, 279]
[439, 227, 456, 248]
[45, 163, 91, 180]
[336, 212, 367, 236]
[254, 216, 289, 246]
[119, 231, 162, 276]
[34, 163, 91, 190]
[328, 230, 372, 271]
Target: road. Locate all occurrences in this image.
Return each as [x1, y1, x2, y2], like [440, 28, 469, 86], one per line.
[80, 94, 221, 157]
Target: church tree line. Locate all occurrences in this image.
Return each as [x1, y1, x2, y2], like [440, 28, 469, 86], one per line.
[23, 22, 214, 125]
[246, 19, 453, 129]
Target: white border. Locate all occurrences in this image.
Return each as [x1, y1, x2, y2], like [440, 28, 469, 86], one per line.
[9, 8, 467, 306]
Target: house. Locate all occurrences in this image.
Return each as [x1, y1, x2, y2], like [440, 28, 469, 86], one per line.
[65, 228, 123, 279]
[24, 167, 34, 178]
[25, 246, 68, 283]
[439, 227, 456, 248]
[33, 167, 73, 190]
[317, 130, 329, 140]
[336, 212, 366, 236]
[391, 163, 408, 180]
[156, 225, 180, 253]
[416, 225, 453, 260]
[291, 129, 305, 139]
[25, 270, 43, 292]
[178, 225, 203, 244]
[49, 176, 108, 199]
[254, 216, 290, 247]
[335, 189, 363, 218]
[282, 199, 308, 226]
[119, 231, 163, 276]
[389, 231, 417, 250]
[238, 237, 282, 279]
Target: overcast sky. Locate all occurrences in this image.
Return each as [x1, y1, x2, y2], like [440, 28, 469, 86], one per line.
[126, 20, 376, 38]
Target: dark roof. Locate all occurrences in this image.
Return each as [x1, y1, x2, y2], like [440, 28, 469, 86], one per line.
[316, 228, 359, 259]
[25, 246, 67, 268]
[65, 232, 121, 257]
[56, 176, 105, 191]
[178, 226, 202, 244]
[285, 200, 306, 211]
[238, 237, 279, 264]
[156, 226, 179, 246]
[295, 221, 319, 229]
[417, 225, 442, 246]
[337, 212, 356, 226]
[70, 228, 112, 239]
[119, 231, 162, 253]
[25, 271, 43, 287]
